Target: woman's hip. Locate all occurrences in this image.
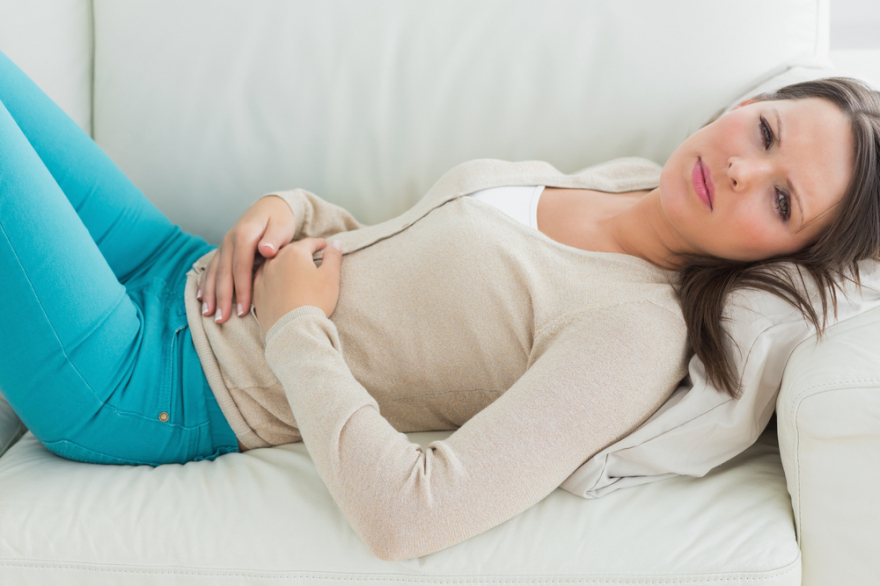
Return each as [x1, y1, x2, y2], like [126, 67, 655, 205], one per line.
[45, 239, 239, 466]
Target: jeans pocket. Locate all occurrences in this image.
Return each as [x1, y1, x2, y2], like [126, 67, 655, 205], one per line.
[159, 320, 189, 424]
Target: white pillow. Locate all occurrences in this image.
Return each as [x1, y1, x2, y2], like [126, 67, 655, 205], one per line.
[714, 65, 877, 119]
[561, 66, 880, 498]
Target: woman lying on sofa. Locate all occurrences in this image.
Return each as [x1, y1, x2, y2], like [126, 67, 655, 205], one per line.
[0, 47, 878, 560]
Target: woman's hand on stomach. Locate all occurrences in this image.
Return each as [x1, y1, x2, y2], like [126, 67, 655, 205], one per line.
[252, 237, 343, 334]
[198, 195, 296, 324]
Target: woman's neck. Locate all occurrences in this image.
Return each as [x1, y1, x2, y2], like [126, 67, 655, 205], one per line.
[539, 187, 682, 270]
[601, 188, 686, 270]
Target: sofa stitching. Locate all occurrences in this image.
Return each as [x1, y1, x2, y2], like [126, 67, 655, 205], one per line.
[787, 382, 880, 547]
[0, 559, 801, 583]
[787, 378, 880, 418]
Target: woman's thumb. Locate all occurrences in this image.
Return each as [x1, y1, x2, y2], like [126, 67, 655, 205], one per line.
[258, 216, 294, 257]
[320, 240, 344, 272]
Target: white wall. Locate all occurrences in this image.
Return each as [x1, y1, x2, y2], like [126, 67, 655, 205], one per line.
[831, 0, 880, 49]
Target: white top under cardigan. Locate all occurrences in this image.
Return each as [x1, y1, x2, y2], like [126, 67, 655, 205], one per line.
[467, 185, 545, 230]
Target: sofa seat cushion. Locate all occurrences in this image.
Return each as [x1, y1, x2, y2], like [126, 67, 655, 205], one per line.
[0, 426, 798, 585]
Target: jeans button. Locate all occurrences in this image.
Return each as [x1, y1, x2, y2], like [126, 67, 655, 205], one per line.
[158, 412, 169, 422]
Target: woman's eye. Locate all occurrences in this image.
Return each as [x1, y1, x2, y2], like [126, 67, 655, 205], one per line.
[759, 116, 788, 223]
[774, 189, 791, 223]
[759, 116, 774, 150]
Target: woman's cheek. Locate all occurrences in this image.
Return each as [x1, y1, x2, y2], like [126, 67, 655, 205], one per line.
[735, 218, 780, 260]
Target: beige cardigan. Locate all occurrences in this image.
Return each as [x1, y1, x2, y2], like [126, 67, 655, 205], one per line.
[183, 157, 691, 560]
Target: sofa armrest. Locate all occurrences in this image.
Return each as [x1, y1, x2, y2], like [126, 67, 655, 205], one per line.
[0, 391, 27, 457]
[776, 304, 880, 586]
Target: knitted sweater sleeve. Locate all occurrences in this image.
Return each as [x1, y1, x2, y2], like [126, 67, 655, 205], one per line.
[257, 189, 363, 240]
[263, 301, 689, 561]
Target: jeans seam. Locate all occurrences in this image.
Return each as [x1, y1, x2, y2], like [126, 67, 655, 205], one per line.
[0, 219, 108, 406]
[101, 399, 206, 430]
[44, 438, 156, 466]
[192, 419, 210, 459]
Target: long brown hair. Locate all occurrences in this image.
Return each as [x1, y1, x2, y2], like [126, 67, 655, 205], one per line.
[672, 77, 880, 399]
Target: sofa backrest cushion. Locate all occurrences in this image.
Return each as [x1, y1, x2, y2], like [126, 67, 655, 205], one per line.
[91, 0, 830, 244]
[0, 0, 92, 134]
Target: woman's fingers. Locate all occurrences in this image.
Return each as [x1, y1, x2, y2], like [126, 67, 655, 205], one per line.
[315, 239, 342, 318]
[317, 239, 343, 274]
[197, 259, 207, 301]
[258, 241, 277, 258]
[239, 214, 297, 313]
[211, 218, 297, 324]
[201, 248, 221, 316]
[200, 195, 298, 325]
[258, 195, 297, 255]
[230, 230, 262, 318]
[211, 233, 237, 322]
[297, 237, 327, 256]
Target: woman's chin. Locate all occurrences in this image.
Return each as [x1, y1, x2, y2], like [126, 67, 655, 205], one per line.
[657, 172, 691, 221]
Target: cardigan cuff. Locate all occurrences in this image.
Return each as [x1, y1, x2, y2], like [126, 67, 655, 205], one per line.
[264, 305, 328, 348]
[257, 191, 305, 240]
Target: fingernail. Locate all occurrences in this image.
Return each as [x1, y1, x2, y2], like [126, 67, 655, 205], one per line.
[237, 303, 244, 317]
[197, 288, 202, 300]
[202, 302, 209, 316]
[332, 240, 342, 251]
[262, 242, 275, 254]
[215, 308, 223, 322]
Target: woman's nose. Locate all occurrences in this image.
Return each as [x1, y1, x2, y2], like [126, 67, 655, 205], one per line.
[727, 157, 772, 191]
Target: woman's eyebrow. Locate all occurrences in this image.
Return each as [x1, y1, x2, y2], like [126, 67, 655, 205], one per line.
[772, 107, 806, 232]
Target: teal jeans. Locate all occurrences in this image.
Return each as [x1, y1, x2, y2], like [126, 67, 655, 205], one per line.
[0, 51, 239, 465]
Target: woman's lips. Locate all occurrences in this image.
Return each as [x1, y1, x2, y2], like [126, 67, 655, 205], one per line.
[692, 158, 713, 210]
[701, 158, 715, 207]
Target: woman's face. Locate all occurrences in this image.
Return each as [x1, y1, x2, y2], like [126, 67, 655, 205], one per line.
[659, 96, 855, 262]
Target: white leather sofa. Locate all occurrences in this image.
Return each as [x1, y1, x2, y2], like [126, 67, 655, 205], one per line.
[1, 1, 878, 584]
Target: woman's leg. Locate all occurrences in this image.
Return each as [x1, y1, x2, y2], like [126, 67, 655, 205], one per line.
[0, 53, 237, 465]
[0, 50, 178, 282]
